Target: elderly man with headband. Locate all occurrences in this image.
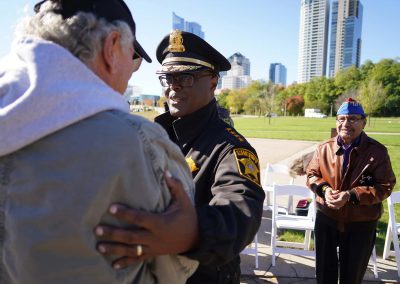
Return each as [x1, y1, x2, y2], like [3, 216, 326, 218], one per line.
[307, 98, 396, 284]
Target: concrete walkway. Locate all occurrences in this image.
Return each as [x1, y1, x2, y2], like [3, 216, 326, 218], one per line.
[239, 138, 399, 283]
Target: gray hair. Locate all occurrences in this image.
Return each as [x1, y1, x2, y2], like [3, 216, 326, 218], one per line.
[16, 1, 134, 64]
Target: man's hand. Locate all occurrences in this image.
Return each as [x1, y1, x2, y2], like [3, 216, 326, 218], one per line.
[325, 187, 349, 210]
[95, 171, 199, 269]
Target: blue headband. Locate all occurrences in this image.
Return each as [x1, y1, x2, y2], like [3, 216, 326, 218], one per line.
[337, 99, 366, 117]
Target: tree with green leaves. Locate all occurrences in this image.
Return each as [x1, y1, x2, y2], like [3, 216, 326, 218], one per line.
[216, 89, 231, 109]
[359, 60, 375, 81]
[258, 82, 281, 124]
[243, 96, 260, 115]
[304, 77, 338, 115]
[334, 65, 361, 95]
[357, 80, 387, 126]
[245, 80, 269, 116]
[225, 89, 247, 114]
[366, 58, 400, 116]
[216, 57, 399, 118]
[277, 83, 307, 115]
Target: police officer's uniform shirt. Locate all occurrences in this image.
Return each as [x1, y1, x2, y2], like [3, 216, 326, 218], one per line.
[155, 99, 265, 274]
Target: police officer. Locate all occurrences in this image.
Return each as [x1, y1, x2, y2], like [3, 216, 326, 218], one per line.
[95, 30, 265, 284]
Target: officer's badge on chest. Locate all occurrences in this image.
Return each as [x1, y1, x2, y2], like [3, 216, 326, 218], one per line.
[186, 156, 199, 173]
[233, 148, 261, 186]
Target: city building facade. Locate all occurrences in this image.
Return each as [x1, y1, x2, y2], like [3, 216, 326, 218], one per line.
[172, 12, 204, 39]
[297, 0, 330, 83]
[132, 94, 160, 107]
[269, 63, 287, 86]
[228, 52, 251, 76]
[219, 53, 252, 90]
[328, 0, 363, 77]
[123, 85, 142, 103]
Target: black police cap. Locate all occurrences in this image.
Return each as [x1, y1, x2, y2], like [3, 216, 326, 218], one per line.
[156, 30, 231, 74]
[34, 0, 151, 62]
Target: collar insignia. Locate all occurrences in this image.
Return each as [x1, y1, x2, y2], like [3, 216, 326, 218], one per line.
[233, 148, 261, 186]
[226, 128, 245, 142]
[168, 29, 185, 52]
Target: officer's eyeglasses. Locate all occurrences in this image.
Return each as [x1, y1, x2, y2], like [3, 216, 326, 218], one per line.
[158, 72, 214, 87]
[336, 115, 364, 125]
[132, 51, 143, 73]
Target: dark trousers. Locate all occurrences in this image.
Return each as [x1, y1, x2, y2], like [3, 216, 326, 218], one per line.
[314, 211, 376, 284]
[187, 256, 241, 284]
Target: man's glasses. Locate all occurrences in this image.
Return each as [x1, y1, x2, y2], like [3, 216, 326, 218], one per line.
[158, 72, 214, 87]
[132, 51, 143, 73]
[133, 51, 140, 60]
[336, 116, 364, 125]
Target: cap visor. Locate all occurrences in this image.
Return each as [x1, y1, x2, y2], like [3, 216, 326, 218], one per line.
[34, 0, 46, 13]
[134, 40, 152, 63]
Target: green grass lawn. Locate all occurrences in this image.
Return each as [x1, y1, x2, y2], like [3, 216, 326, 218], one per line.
[233, 116, 400, 256]
[233, 116, 400, 140]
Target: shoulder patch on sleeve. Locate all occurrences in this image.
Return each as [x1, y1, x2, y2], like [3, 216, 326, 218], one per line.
[233, 148, 261, 186]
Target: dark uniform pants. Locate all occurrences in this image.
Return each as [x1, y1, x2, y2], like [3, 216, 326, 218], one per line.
[315, 211, 376, 284]
[187, 256, 241, 284]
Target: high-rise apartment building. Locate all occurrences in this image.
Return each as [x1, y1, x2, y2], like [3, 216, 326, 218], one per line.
[172, 12, 204, 39]
[219, 53, 251, 90]
[297, 0, 330, 83]
[269, 63, 287, 86]
[328, 0, 363, 77]
[228, 52, 251, 76]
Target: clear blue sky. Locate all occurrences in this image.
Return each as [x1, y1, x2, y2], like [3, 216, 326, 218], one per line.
[1, 0, 399, 95]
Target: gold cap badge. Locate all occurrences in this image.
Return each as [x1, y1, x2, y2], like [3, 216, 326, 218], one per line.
[168, 29, 185, 52]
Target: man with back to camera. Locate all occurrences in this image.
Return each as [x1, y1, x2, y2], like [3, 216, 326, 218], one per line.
[307, 98, 396, 284]
[95, 30, 265, 284]
[0, 1, 200, 283]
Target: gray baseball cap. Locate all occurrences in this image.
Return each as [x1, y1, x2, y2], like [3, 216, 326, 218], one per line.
[34, 0, 152, 62]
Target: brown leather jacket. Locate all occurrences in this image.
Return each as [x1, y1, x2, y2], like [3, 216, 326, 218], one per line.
[307, 132, 396, 224]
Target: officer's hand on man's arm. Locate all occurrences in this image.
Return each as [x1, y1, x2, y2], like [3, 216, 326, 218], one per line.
[94, 172, 199, 269]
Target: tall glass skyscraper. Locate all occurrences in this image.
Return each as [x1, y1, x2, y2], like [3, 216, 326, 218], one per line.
[269, 63, 287, 86]
[172, 12, 185, 31]
[297, 0, 330, 83]
[172, 12, 204, 39]
[328, 1, 338, 77]
[328, 0, 363, 77]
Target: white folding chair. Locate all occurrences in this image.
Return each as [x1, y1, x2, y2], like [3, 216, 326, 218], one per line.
[382, 192, 400, 278]
[241, 234, 259, 269]
[270, 184, 315, 266]
[370, 245, 378, 278]
[262, 163, 294, 213]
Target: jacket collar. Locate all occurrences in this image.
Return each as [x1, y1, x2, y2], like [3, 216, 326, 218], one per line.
[155, 99, 218, 148]
[335, 131, 369, 155]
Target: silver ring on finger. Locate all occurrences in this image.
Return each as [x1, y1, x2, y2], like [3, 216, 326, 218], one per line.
[136, 244, 143, 257]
